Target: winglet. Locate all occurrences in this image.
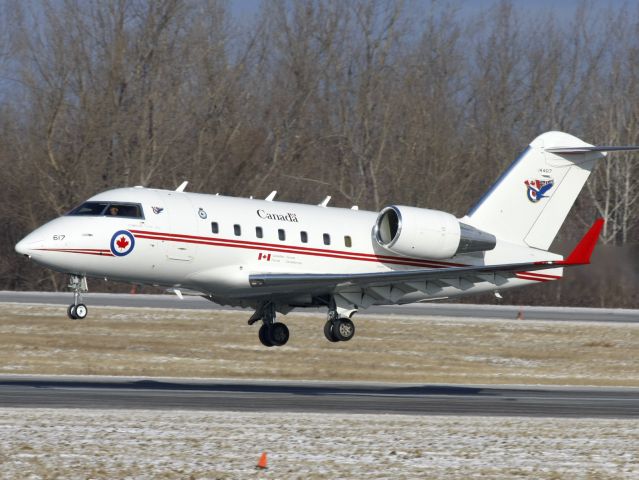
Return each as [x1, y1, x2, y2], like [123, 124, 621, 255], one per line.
[562, 218, 605, 265]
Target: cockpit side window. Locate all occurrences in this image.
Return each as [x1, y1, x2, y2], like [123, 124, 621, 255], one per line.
[105, 203, 143, 218]
[67, 201, 144, 219]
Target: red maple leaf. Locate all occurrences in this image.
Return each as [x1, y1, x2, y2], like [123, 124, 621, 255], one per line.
[116, 236, 129, 250]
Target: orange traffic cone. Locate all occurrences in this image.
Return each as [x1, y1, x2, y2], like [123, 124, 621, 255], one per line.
[256, 452, 268, 470]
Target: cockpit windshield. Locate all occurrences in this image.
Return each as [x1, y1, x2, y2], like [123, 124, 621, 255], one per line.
[68, 202, 109, 216]
[68, 202, 144, 219]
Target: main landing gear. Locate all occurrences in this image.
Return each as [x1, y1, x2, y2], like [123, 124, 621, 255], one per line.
[67, 275, 88, 320]
[323, 309, 355, 343]
[249, 302, 289, 347]
[248, 299, 357, 347]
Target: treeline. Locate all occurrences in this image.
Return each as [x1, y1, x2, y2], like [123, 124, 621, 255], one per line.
[1, 0, 637, 307]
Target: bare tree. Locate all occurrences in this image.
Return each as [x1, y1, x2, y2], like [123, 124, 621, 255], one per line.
[1, 0, 637, 306]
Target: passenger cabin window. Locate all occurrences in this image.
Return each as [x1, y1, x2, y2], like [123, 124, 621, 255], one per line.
[256, 226, 263, 238]
[68, 201, 143, 219]
[300, 231, 308, 243]
[323, 233, 331, 245]
[234, 224, 241, 236]
[211, 222, 219, 234]
[344, 235, 352, 248]
[278, 229, 286, 241]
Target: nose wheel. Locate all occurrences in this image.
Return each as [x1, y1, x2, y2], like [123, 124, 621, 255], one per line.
[67, 303, 88, 320]
[67, 275, 88, 320]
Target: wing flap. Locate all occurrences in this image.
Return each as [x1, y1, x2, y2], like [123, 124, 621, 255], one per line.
[248, 260, 559, 291]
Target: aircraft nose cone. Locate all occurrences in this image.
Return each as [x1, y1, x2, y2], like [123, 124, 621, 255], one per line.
[15, 233, 43, 258]
[15, 238, 30, 257]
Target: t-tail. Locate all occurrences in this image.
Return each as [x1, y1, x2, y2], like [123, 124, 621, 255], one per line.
[463, 131, 639, 250]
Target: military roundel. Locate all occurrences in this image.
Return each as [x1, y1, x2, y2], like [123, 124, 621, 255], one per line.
[110, 230, 135, 257]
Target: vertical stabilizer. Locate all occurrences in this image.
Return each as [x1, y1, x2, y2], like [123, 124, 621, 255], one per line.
[464, 131, 602, 250]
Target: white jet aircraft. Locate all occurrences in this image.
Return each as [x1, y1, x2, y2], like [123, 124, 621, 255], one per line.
[15, 131, 638, 346]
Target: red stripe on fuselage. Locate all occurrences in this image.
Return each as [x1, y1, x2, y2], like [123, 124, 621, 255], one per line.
[129, 229, 464, 269]
[35, 248, 114, 257]
[129, 229, 565, 278]
[133, 232, 442, 268]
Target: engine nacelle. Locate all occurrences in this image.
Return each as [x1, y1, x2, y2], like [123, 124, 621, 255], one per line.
[374, 205, 496, 259]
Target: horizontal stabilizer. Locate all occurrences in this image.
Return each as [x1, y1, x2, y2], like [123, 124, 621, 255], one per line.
[546, 146, 639, 154]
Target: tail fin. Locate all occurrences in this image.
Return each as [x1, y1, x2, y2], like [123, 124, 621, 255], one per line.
[464, 131, 638, 250]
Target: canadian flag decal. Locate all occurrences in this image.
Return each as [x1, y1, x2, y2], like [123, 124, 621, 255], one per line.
[258, 253, 271, 261]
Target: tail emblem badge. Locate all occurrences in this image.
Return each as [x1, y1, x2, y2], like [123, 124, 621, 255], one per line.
[525, 178, 554, 203]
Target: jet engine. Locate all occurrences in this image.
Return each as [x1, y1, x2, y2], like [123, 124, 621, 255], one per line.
[374, 205, 496, 259]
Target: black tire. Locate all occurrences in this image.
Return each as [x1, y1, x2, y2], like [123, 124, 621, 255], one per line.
[67, 305, 77, 320]
[332, 318, 355, 341]
[268, 322, 290, 347]
[323, 320, 339, 342]
[258, 324, 274, 347]
[74, 303, 88, 319]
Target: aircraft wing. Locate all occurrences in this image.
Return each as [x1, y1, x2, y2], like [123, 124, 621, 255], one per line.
[248, 219, 603, 304]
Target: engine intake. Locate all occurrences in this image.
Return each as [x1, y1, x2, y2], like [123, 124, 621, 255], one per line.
[374, 205, 496, 259]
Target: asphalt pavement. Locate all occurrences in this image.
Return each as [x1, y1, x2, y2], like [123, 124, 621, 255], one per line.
[0, 376, 637, 418]
[1, 291, 638, 322]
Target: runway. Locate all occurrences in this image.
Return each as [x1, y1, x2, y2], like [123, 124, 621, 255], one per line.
[1, 376, 637, 418]
[2, 294, 638, 419]
[2, 290, 638, 322]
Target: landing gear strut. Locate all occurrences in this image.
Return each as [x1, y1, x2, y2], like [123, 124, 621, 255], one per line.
[249, 302, 289, 347]
[67, 275, 88, 320]
[323, 307, 356, 343]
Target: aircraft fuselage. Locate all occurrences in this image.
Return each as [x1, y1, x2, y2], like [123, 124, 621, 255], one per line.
[15, 186, 558, 309]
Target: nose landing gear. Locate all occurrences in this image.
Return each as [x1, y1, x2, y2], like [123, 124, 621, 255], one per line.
[67, 275, 88, 320]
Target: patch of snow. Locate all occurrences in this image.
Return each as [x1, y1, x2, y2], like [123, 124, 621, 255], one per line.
[0, 409, 637, 479]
